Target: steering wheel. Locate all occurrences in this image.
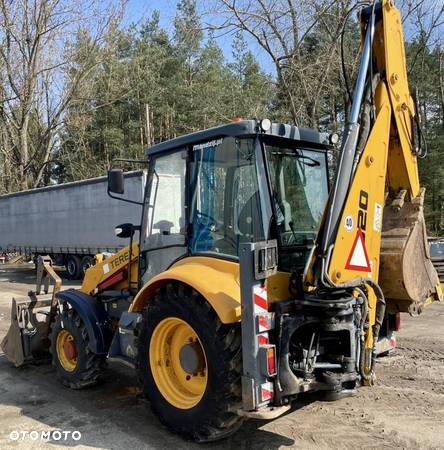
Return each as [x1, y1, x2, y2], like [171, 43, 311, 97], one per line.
[196, 211, 217, 231]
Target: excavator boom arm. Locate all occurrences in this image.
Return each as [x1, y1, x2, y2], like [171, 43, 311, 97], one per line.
[306, 0, 442, 342]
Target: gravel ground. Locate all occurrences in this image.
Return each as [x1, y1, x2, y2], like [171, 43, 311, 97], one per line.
[0, 264, 443, 450]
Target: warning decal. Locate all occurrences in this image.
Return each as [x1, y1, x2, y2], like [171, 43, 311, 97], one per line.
[345, 229, 371, 272]
[253, 286, 268, 313]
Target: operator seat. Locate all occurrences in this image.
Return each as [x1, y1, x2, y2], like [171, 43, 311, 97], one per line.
[212, 191, 264, 255]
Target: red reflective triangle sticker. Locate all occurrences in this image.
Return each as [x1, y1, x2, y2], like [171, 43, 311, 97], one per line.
[345, 229, 371, 272]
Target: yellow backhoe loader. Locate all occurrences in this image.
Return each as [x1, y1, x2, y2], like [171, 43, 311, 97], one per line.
[1, 0, 442, 442]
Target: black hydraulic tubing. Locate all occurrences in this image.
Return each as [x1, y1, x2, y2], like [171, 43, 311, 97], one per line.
[353, 74, 380, 173]
[354, 287, 368, 373]
[324, 273, 386, 381]
[350, 13, 376, 124]
[368, 1, 377, 122]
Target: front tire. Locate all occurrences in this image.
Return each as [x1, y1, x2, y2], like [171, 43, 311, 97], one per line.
[50, 309, 106, 389]
[136, 283, 243, 442]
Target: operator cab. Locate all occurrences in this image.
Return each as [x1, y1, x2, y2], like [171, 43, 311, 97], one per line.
[139, 120, 331, 282]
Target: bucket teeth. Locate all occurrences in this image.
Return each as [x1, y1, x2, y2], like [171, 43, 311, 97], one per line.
[380, 188, 442, 314]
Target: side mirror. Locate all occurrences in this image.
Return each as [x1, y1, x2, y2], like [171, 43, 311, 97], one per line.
[115, 223, 135, 239]
[108, 169, 124, 195]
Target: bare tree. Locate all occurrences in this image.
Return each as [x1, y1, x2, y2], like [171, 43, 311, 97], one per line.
[207, 0, 444, 129]
[206, 0, 355, 127]
[0, 0, 125, 192]
[400, 0, 444, 74]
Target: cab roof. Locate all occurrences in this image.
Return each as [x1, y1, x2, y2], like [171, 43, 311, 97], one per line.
[145, 120, 330, 156]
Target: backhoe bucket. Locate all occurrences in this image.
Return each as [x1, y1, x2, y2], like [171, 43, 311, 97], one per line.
[1, 256, 62, 366]
[379, 188, 442, 315]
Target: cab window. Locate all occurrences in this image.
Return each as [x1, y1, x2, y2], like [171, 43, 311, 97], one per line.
[189, 137, 264, 257]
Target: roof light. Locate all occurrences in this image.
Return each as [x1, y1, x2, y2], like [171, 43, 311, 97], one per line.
[230, 117, 242, 122]
[260, 119, 272, 132]
[329, 133, 339, 145]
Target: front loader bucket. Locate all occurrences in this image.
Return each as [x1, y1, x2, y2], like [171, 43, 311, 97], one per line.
[379, 188, 442, 314]
[1, 256, 62, 366]
[1, 296, 52, 366]
[1, 299, 25, 366]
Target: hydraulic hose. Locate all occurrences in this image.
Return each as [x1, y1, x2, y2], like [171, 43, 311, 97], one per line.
[327, 275, 386, 382]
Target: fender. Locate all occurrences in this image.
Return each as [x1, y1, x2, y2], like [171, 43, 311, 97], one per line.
[130, 257, 242, 323]
[57, 289, 112, 354]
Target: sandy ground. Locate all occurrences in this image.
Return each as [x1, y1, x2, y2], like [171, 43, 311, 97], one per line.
[0, 264, 443, 450]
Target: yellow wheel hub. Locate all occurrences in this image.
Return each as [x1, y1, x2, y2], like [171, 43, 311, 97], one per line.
[150, 317, 208, 409]
[56, 329, 78, 372]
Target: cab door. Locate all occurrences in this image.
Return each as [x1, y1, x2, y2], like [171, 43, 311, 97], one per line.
[140, 149, 187, 283]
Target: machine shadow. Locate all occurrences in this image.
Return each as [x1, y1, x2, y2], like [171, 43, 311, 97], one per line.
[0, 354, 300, 449]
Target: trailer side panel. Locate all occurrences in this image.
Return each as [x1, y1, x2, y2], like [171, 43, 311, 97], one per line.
[0, 172, 145, 255]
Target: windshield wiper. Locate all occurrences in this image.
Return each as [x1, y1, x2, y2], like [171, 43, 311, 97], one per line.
[295, 154, 320, 167]
[270, 149, 320, 167]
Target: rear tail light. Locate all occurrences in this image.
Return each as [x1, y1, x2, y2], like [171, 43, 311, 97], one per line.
[267, 346, 276, 376]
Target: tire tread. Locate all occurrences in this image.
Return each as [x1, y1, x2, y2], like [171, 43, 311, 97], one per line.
[49, 309, 106, 389]
[136, 282, 243, 442]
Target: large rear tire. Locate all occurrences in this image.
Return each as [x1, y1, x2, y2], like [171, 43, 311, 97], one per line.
[50, 309, 106, 389]
[136, 282, 243, 442]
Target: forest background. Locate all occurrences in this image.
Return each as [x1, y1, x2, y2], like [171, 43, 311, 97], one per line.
[1, 0, 443, 234]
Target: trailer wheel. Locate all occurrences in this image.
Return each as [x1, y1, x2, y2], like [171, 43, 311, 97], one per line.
[136, 282, 243, 442]
[65, 255, 81, 279]
[50, 309, 106, 389]
[80, 256, 94, 278]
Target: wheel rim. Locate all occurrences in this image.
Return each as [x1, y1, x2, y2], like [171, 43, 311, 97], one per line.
[149, 317, 208, 409]
[56, 329, 78, 372]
